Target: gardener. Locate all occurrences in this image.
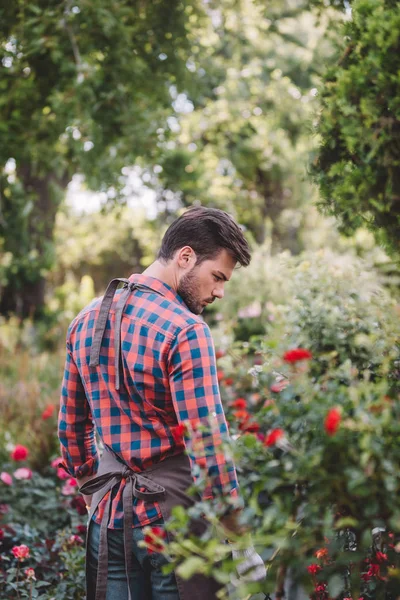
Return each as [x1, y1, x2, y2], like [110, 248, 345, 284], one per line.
[58, 206, 266, 600]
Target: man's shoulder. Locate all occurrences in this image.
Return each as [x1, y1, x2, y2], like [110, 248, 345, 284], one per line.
[131, 292, 206, 339]
[66, 291, 207, 342]
[67, 297, 101, 339]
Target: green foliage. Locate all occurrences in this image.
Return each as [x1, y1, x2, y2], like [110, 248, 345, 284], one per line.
[314, 0, 400, 255]
[155, 0, 337, 249]
[0, 0, 202, 315]
[0, 338, 64, 468]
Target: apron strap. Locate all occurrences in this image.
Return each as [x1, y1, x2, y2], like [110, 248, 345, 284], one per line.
[81, 465, 166, 600]
[89, 278, 164, 390]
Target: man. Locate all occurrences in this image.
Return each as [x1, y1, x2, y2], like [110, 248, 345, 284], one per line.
[58, 206, 265, 600]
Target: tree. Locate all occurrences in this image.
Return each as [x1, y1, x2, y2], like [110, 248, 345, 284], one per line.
[314, 0, 400, 256]
[0, 0, 201, 317]
[152, 0, 338, 251]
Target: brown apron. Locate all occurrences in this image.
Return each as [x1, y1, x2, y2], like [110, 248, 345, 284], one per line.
[80, 278, 221, 600]
[80, 447, 221, 600]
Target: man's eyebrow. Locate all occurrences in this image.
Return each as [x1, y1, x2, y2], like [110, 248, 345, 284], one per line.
[215, 270, 229, 282]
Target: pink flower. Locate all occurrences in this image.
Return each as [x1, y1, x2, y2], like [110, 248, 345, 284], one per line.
[57, 468, 70, 480]
[264, 428, 285, 447]
[25, 568, 36, 580]
[12, 544, 30, 561]
[68, 534, 84, 546]
[0, 472, 12, 486]
[14, 468, 33, 480]
[67, 477, 78, 487]
[283, 348, 313, 363]
[11, 445, 29, 461]
[62, 482, 77, 496]
[0, 528, 4, 540]
[51, 457, 62, 469]
[270, 380, 288, 393]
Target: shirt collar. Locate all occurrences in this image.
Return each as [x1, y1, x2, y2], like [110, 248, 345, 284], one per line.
[128, 273, 189, 310]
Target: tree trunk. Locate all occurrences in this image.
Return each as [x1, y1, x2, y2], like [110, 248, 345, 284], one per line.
[0, 166, 67, 319]
[253, 169, 303, 255]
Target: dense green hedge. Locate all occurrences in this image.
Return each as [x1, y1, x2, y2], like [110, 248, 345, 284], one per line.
[314, 0, 400, 255]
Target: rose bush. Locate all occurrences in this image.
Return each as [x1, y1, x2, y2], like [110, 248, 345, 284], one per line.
[0, 455, 87, 598]
[161, 249, 400, 599]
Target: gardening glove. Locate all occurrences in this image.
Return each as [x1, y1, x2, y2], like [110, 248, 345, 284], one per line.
[232, 546, 267, 583]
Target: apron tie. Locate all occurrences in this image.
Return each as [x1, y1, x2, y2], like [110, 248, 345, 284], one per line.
[80, 463, 166, 600]
[89, 278, 164, 390]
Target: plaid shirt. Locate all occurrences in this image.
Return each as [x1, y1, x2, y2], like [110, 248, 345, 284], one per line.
[58, 273, 239, 529]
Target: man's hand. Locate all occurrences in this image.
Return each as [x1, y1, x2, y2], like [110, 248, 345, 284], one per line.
[220, 509, 247, 537]
[232, 546, 267, 583]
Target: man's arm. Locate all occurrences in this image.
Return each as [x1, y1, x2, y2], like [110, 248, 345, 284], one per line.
[168, 321, 240, 505]
[58, 338, 99, 500]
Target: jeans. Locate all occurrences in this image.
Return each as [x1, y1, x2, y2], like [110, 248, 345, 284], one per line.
[87, 517, 180, 600]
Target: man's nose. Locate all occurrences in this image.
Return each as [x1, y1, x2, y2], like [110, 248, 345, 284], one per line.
[212, 286, 224, 300]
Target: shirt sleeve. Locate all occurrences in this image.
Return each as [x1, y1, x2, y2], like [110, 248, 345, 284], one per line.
[168, 321, 239, 500]
[58, 337, 99, 479]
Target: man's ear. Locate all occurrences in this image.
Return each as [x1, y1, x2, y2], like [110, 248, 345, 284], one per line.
[176, 246, 196, 269]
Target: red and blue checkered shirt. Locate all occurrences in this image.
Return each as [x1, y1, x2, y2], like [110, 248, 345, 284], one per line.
[58, 273, 239, 529]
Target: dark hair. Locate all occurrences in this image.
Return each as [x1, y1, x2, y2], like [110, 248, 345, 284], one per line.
[157, 207, 251, 266]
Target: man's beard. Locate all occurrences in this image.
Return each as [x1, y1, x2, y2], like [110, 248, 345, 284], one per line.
[177, 268, 204, 314]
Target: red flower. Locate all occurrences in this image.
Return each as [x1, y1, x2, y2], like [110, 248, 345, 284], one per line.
[12, 544, 30, 561]
[232, 398, 247, 409]
[70, 495, 87, 515]
[171, 424, 186, 443]
[0, 528, 4, 540]
[324, 408, 341, 436]
[224, 377, 234, 386]
[264, 428, 284, 447]
[242, 422, 260, 434]
[41, 404, 55, 420]
[76, 524, 87, 534]
[283, 348, 312, 363]
[362, 562, 380, 581]
[215, 350, 225, 359]
[233, 409, 250, 422]
[144, 526, 167, 554]
[11, 445, 29, 461]
[375, 551, 387, 563]
[307, 563, 321, 575]
[217, 370, 225, 382]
